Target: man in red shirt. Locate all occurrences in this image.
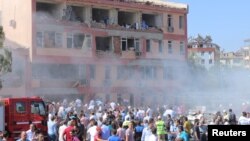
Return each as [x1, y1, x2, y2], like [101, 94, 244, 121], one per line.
[63, 120, 76, 141]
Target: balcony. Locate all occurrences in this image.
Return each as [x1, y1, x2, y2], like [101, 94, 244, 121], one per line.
[72, 79, 90, 87]
[121, 49, 136, 59]
[96, 50, 117, 58]
[36, 47, 92, 57]
[37, 0, 64, 3]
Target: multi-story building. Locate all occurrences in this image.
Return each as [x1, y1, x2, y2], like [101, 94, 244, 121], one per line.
[241, 39, 250, 68]
[0, 0, 188, 106]
[220, 51, 244, 68]
[220, 39, 250, 69]
[188, 35, 220, 70]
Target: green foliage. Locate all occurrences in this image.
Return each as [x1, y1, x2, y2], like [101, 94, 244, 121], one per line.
[0, 26, 5, 48]
[0, 26, 12, 89]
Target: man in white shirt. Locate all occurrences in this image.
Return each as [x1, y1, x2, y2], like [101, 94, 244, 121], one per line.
[26, 124, 35, 141]
[141, 118, 154, 141]
[238, 112, 250, 125]
[58, 121, 67, 141]
[87, 120, 98, 141]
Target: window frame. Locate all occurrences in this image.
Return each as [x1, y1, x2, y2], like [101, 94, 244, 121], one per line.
[168, 40, 173, 54]
[179, 15, 184, 29]
[146, 39, 151, 52]
[16, 102, 26, 113]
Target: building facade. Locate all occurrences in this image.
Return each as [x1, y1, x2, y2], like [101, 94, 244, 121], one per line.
[0, 0, 188, 106]
[188, 35, 220, 70]
[220, 51, 244, 68]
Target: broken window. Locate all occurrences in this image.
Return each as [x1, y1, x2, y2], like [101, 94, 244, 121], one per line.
[96, 37, 112, 51]
[67, 33, 86, 49]
[142, 13, 161, 28]
[36, 2, 60, 20]
[92, 8, 109, 24]
[67, 6, 85, 22]
[43, 31, 63, 48]
[168, 41, 172, 54]
[146, 40, 151, 52]
[118, 11, 137, 28]
[74, 34, 85, 49]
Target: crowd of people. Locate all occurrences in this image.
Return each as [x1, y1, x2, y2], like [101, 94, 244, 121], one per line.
[1, 99, 250, 141]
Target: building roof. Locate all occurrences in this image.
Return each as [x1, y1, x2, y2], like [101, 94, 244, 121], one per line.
[131, 0, 188, 9]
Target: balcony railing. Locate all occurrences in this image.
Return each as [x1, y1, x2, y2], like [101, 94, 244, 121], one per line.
[96, 50, 117, 58]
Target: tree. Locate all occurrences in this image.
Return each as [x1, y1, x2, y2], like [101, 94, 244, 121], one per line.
[0, 26, 12, 89]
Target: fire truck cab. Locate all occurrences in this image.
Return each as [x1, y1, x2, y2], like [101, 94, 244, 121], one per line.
[0, 97, 47, 140]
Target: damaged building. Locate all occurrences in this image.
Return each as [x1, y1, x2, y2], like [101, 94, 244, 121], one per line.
[0, 0, 188, 106]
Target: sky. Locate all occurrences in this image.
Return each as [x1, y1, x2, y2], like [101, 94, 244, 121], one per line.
[169, 0, 250, 52]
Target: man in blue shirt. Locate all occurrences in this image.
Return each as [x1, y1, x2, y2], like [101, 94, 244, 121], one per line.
[47, 115, 57, 141]
[108, 129, 121, 141]
[176, 126, 189, 141]
[101, 120, 111, 140]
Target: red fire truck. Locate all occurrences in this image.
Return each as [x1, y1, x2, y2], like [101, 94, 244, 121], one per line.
[0, 97, 48, 140]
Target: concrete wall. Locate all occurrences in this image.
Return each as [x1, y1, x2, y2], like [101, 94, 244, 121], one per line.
[1, 0, 33, 49]
[146, 39, 186, 60]
[162, 13, 186, 35]
[0, 0, 2, 26]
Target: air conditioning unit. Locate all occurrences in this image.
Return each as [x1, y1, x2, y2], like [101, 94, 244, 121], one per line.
[167, 26, 174, 32]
